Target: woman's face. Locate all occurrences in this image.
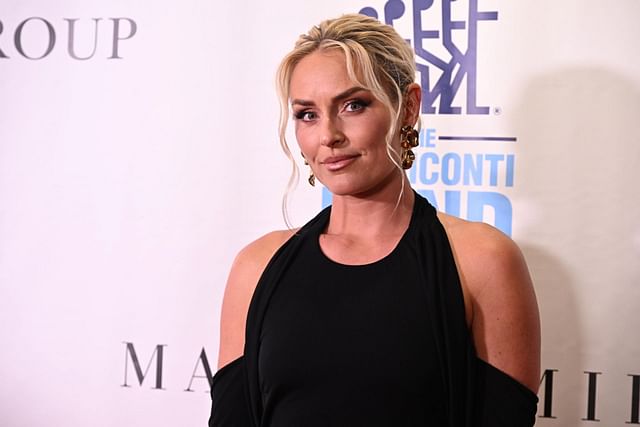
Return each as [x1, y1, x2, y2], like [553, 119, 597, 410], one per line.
[289, 49, 399, 197]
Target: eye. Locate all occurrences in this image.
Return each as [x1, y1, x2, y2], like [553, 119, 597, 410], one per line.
[294, 110, 317, 122]
[344, 99, 369, 113]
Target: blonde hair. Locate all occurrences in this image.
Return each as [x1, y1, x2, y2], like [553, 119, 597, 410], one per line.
[275, 13, 417, 226]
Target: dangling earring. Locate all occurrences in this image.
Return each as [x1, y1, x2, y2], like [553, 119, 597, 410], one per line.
[400, 125, 419, 169]
[302, 154, 315, 186]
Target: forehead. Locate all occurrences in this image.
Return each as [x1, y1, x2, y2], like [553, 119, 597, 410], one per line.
[289, 49, 358, 98]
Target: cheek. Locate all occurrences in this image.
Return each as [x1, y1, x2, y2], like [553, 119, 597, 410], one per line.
[348, 114, 391, 148]
[362, 126, 391, 153]
[294, 127, 314, 158]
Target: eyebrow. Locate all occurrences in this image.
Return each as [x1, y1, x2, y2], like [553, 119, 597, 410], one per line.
[291, 86, 368, 107]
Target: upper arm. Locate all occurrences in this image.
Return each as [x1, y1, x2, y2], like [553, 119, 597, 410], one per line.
[217, 230, 295, 369]
[448, 221, 541, 393]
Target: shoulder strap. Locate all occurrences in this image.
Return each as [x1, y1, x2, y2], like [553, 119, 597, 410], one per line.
[243, 206, 331, 425]
[414, 193, 538, 426]
[410, 192, 477, 427]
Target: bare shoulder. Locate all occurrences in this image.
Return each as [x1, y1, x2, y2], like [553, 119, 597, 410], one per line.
[437, 212, 541, 392]
[231, 229, 297, 275]
[217, 229, 297, 369]
[437, 212, 527, 293]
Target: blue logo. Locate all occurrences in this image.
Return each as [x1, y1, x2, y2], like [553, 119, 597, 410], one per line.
[321, 1, 520, 237]
[360, 0, 497, 115]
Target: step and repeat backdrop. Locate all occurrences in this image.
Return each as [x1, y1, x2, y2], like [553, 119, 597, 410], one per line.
[1, 1, 639, 426]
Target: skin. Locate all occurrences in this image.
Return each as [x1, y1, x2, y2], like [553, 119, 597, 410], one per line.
[218, 49, 541, 393]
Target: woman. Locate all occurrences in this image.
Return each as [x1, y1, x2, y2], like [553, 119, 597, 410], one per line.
[210, 13, 540, 427]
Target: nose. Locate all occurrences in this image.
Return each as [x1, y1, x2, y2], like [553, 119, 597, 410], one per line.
[319, 116, 345, 147]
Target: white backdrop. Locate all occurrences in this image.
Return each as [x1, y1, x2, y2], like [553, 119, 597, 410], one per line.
[1, 1, 639, 426]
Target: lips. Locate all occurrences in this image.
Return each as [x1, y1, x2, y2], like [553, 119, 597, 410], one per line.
[320, 154, 359, 171]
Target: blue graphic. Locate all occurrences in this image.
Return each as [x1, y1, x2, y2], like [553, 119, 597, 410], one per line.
[322, 185, 513, 236]
[319, 2, 517, 237]
[360, 0, 497, 115]
[408, 152, 515, 187]
[321, 126, 517, 236]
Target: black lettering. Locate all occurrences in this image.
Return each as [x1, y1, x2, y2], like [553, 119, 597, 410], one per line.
[15, 17, 55, 60]
[109, 18, 137, 59]
[0, 20, 9, 58]
[538, 369, 558, 418]
[629, 374, 640, 424]
[66, 18, 101, 60]
[121, 342, 166, 390]
[582, 371, 601, 421]
[184, 348, 214, 392]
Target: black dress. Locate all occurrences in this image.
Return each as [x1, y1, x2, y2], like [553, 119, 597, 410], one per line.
[209, 192, 538, 426]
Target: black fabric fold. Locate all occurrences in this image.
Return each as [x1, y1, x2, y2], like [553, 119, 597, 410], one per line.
[209, 356, 251, 427]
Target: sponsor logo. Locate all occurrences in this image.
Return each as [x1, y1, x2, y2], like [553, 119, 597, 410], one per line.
[323, 0, 517, 236]
[121, 342, 213, 393]
[0, 17, 137, 60]
[360, 0, 496, 115]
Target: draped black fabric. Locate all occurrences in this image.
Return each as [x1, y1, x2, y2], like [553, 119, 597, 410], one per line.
[209, 357, 252, 427]
[257, 198, 445, 425]
[209, 192, 538, 426]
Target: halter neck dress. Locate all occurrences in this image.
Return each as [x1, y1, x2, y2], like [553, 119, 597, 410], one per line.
[209, 192, 538, 426]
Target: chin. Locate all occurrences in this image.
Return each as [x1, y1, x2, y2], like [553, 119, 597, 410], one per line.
[321, 170, 401, 198]
[319, 181, 360, 197]
[321, 181, 382, 199]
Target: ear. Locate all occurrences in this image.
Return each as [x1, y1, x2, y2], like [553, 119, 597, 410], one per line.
[402, 83, 422, 126]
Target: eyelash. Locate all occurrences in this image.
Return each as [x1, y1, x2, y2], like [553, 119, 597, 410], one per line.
[293, 98, 370, 121]
[294, 110, 315, 121]
[345, 99, 370, 112]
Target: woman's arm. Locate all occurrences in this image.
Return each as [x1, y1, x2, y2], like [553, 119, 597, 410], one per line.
[441, 214, 541, 392]
[217, 230, 296, 369]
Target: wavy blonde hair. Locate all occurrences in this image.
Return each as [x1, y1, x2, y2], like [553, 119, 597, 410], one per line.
[275, 13, 417, 226]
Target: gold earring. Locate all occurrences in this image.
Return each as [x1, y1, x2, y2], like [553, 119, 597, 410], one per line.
[400, 125, 419, 169]
[302, 154, 315, 187]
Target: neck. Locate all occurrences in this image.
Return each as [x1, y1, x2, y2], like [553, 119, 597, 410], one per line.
[326, 173, 415, 239]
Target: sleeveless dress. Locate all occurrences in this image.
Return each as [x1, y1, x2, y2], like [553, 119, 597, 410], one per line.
[209, 192, 538, 426]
